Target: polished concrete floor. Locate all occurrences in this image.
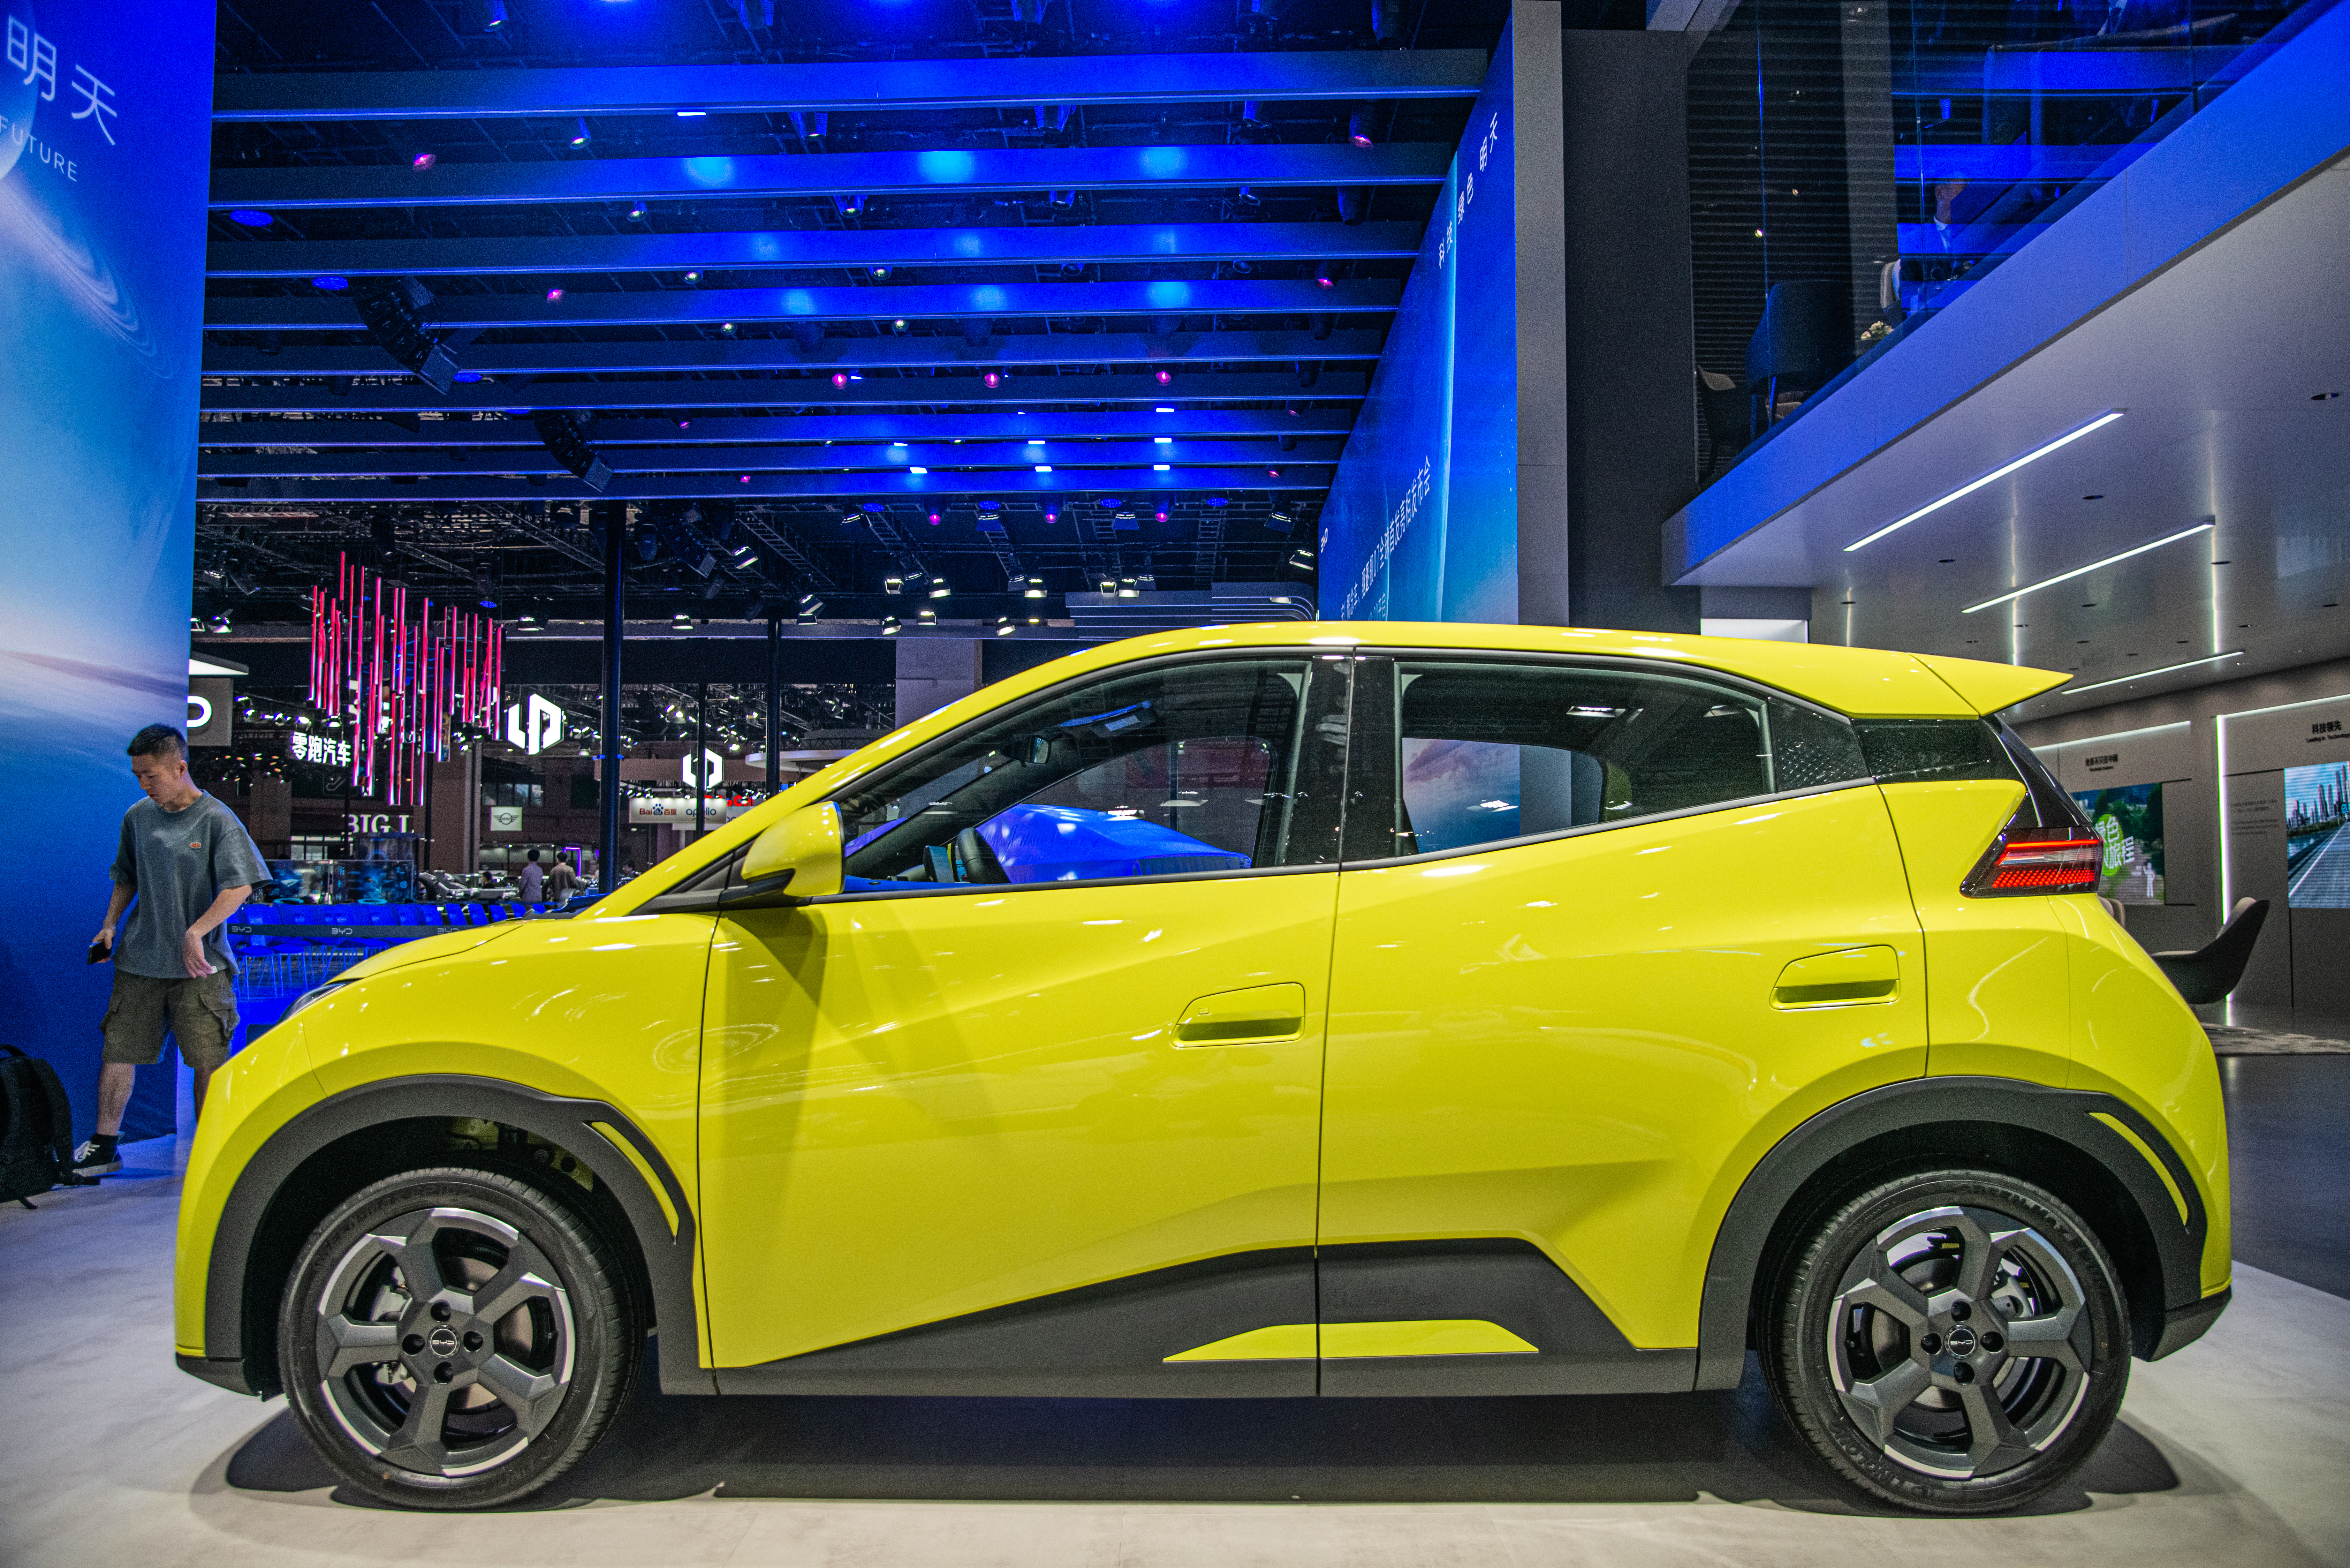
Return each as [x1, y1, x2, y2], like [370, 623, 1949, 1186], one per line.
[3, 1063, 2346, 1567]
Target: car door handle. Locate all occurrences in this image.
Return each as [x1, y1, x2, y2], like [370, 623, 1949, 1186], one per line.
[1174, 982, 1308, 1045]
[1772, 945, 1900, 1009]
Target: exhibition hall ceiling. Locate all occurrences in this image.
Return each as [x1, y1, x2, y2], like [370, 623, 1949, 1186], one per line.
[197, 0, 1519, 633]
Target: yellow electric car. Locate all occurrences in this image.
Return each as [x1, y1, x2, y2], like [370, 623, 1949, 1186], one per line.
[173, 623, 2229, 1514]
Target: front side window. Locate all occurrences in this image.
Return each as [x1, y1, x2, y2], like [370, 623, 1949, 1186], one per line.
[831, 657, 1347, 891]
[1346, 659, 1869, 860]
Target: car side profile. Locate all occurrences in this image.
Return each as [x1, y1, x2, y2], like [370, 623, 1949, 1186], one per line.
[172, 622, 2229, 1514]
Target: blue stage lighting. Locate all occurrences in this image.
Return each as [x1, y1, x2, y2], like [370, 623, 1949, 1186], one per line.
[229, 209, 272, 227]
[311, 275, 349, 291]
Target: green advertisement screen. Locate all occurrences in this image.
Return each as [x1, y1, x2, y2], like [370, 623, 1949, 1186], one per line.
[2073, 782, 2165, 904]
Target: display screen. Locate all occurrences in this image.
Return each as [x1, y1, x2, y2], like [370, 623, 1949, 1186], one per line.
[1317, 18, 1519, 626]
[2284, 760, 2350, 909]
[2073, 783, 2165, 904]
[0, 0, 215, 1139]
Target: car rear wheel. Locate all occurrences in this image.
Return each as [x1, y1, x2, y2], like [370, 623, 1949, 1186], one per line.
[279, 1165, 636, 1509]
[1764, 1167, 2130, 1514]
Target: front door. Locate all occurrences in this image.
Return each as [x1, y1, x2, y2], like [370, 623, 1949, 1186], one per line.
[1316, 656, 1928, 1393]
[699, 653, 1351, 1395]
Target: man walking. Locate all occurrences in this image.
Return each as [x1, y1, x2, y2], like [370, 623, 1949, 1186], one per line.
[518, 847, 545, 905]
[74, 724, 267, 1177]
[546, 854, 580, 904]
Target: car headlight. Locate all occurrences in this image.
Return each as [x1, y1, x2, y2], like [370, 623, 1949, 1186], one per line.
[279, 979, 353, 1026]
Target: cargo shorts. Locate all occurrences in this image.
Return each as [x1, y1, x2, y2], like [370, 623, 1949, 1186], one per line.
[101, 969, 238, 1072]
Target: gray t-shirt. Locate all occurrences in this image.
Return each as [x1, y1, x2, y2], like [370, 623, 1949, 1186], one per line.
[110, 793, 268, 979]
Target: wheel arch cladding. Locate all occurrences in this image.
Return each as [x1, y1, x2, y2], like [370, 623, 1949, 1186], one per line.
[190, 1076, 701, 1398]
[1695, 1077, 2210, 1390]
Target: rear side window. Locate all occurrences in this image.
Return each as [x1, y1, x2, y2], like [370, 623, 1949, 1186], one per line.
[1348, 660, 1869, 860]
[1855, 720, 2020, 784]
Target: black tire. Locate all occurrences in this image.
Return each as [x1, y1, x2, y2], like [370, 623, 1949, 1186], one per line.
[278, 1165, 637, 1509]
[1763, 1166, 2130, 1514]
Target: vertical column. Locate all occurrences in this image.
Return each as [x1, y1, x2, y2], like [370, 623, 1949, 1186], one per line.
[598, 502, 626, 893]
[895, 638, 984, 728]
[1560, 29, 1703, 634]
[695, 680, 709, 839]
[1843, 0, 1900, 339]
[766, 616, 783, 792]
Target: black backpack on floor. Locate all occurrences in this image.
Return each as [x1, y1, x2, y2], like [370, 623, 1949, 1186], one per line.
[0, 1045, 76, 1207]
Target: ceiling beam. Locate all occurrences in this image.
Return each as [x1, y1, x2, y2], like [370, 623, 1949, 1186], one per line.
[200, 437, 1343, 479]
[199, 369, 1368, 415]
[209, 50, 1491, 123]
[212, 144, 1448, 212]
[202, 328, 1384, 379]
[205, 221, 1426, 279]
[204, 278, 1402, 330]
[195, 408, 1358, 446]
[197, 464, 1333, 504]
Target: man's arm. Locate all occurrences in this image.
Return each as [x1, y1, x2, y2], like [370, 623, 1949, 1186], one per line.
[180, 883, 254, 978]
[94, 881, 133, 951]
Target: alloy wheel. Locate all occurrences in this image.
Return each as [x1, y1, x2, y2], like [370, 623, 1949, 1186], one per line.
[1825, 1203, 2096, 1481]
[312, 1204, 576, 1483]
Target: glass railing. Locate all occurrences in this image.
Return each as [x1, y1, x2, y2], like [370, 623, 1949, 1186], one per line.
[1689, 0, 2338, 480]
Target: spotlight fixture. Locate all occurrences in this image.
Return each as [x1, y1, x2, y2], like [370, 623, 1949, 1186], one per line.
[1154, 370, 1172, 385]
[831, 372, 850, 389]
[412, 151, 437, 170]
[984, 371, 1003, 389]
[1118, 578, 1140, 598]
[996, 617, 1016, 636]
[871, 266, 892, 280]
[1347, 108, 1374, 147]
[626, 200, 648, 220]
[883, 574, 904, 594]
[546, 287, 565, 302]
[683, 270, 701, 283]
[928, 575, 952, 599]
[483, 0, 508, 28]
[927, 512, 942, 524]
[676, 109, 707, 118]
[1099, 577, 1118, 594]
[228, 209, 273, 227]
[798, 593, 824, 620]
[1021, 577, 1047, 598]
[311, 274, 349, 291]
[671, 612, 695, 630]
[882, 615, 902, 635]
[570, 118, 592, 147]
[917, 607, 937, 623]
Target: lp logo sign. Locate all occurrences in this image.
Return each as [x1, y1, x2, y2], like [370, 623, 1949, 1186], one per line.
[504, 693, 565, 755]
[683, 749, 725, 787]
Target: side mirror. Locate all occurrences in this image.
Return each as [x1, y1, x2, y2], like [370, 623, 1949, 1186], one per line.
[741, 801, 843, 901]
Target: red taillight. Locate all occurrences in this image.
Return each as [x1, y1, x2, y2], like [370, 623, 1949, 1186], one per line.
[1988, 835, 2101, 890]
[1965, 828, 2101, 897]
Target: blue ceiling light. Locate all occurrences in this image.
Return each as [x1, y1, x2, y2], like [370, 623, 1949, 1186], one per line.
[676, 109, 707, 118]
[229, 209, 273, 227]
[570, 118, 592, 147]
[311, 275, 349, 291]
[1097, 497, 1121, 508]
[453, 371, 483, 383]
[483, 0, 508, 27]
[1206, 496, 1228, 507]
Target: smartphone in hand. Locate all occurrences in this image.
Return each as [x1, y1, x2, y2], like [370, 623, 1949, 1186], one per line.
[87, 941, 113, 965]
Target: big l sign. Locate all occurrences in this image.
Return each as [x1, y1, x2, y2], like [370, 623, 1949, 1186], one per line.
[504, 693, 565, 755]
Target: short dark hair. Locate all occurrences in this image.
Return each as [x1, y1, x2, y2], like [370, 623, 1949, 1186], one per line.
[128, 724, 188, 762]
[527, 848, 542, 861]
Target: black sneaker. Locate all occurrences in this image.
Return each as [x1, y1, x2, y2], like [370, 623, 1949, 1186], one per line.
[71, 1138, 120, 1178]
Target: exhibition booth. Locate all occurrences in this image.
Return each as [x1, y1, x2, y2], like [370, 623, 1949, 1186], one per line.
[0, 0, 2346, 1557]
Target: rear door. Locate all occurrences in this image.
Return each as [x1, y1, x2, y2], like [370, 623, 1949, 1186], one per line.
[1316, 655, 1927, 1393]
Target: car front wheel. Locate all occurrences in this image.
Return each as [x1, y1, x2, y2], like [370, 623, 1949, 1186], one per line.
[1764, 1167, 2130, 1514]
[279, 1165, 636, 1509]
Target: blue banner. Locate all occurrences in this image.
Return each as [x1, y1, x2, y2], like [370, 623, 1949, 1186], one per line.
[0, 0, 216, 1140]
[1320, 19, 1519, 626]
